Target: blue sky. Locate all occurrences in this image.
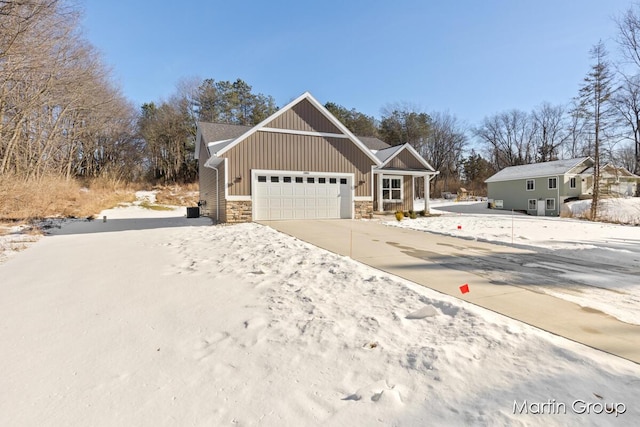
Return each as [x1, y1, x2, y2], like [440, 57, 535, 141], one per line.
[82, 0, 636, 126]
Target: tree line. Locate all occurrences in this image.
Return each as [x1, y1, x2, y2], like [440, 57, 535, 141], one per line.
[2, 0, 640, 203]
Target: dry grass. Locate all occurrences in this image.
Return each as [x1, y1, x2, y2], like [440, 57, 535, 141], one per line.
[0, 175, 136, 221]
[154, 183, 199, 207]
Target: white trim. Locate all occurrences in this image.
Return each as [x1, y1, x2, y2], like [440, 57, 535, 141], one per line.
[224, 158, 229, 201]
[526, 179, 535, 191]
[258, 127, 350, 139]
[569, 176, 577, 189]
[354, 196, 373, 201]
[375, 169, 439, 177]
[213, 92, 381, 165]
[194, 127, 203, 160]
[546, 198, 556, 210]
[528, 199, 537, 210]
[381, 175, 403, 203]
[250, 169, 356, 221]
[377, 143, 436, 171]
[251, 169, 355, 178]
[377, 173, 383, 212]
[548, 177, 558, 190]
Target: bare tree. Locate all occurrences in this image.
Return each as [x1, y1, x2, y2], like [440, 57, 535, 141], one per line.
[0, 0, 140, 181]
[576, 41, 616, 220]
[424, 111, 467, 192]
[615, 6, 640, 173]
[565, 98, 590, 158]
[611, 73, 640, 174]
[531, 102, 568, 161]
[474, 109, 537, 169]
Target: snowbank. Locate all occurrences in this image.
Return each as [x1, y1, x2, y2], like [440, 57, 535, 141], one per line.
[0, 200, 638, 425]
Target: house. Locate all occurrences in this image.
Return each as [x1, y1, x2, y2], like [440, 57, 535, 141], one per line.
[195, 92, 438, 222]
[592, 163, 640, 197]
[485, 157, 595, 216]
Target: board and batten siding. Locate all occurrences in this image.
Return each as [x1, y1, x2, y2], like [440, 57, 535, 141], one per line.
[374, 174, 415, 212]
[198, 137, 226, 221]
[222, 131, 375, 197]
[265, 98, 342, 134]
[381, 148, 426, 170]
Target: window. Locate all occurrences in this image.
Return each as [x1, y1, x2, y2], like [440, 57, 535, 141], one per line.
[528, 199, 537, 210]
[340, 178, 347, 185]
[307, 177, 315, 183]
[283, 177, 292, 183]
[295, 177, 303, 183]
[329, 178, 337, 184]
[526, 179, 534, 191]
[570, 177, 576, 188]
[270, 176, 279, 183]
[318, 178, 326, 184]
[382, 177, 402, 201]
[546, 198, 555, 210]
[258, 176, 267, 183]
[548, 177, 557, 189]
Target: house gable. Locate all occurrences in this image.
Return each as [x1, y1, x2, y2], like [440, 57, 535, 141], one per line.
[211, 92, 380, 165]
[377, 144, 435, 171]
[264, 98, 342, 134]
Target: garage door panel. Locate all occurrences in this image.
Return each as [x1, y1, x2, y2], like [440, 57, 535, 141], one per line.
[254, 173, 351, 220]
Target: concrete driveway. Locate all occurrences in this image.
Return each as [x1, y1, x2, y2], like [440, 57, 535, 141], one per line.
[261, 219, 640, 364]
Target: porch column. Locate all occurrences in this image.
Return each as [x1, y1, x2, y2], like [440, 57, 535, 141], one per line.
[377, 173, 384, 212]
[424, 174, 430, 213]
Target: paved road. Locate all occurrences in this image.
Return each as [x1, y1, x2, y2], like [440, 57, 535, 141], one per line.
[262, 219, 640, 364]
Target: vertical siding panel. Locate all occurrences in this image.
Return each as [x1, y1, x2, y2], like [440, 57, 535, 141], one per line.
[223, 132, 375, 197]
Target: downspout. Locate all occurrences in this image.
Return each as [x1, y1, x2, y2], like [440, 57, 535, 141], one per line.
[209, 165, 219, 222]
[557, 175, 560, 217]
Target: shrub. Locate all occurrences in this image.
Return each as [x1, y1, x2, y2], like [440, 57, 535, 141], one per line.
[403, 211, 409, 217]
[419, 210, 426, 217]
[409, 211, 417, 219]
[395, 211, 404, 221]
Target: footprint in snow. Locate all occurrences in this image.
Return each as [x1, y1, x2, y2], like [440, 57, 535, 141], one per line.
[342, 380, 404, 405]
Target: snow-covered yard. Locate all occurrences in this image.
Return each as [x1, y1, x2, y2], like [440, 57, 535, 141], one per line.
[388, 199, 640, 325]
[0, 193, 639, 426]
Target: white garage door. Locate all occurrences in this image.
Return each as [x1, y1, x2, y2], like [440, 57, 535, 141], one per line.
[254, 173, 352, 220]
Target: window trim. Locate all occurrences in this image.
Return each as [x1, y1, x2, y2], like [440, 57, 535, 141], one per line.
[528, 199, 537, 210]
[546, 198, 555, 211]
[526, 179, 535, 191]
[548, 177, 557, 190]
[569, 177, 576, 189]
[382, 175, 403, 202]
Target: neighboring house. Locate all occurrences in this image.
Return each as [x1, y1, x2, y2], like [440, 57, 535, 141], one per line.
[485, 157, 594, 216]
[591, 163, 640, 197]
[195, 92, 438, 222]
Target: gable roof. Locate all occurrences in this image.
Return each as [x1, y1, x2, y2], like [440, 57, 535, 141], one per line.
[205, 92, 381, 166]
[358, 136, 390, 151]
[375, 143, 436, 171]
[485, 157, 593, 183]
[195, 123, 250, 160]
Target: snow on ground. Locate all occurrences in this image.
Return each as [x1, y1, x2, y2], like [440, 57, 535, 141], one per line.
[0, 195, 639, 426]
[387, 199, 640, 325]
